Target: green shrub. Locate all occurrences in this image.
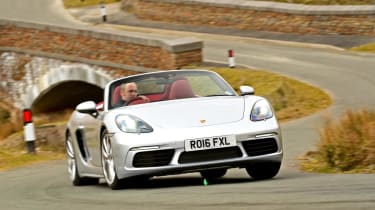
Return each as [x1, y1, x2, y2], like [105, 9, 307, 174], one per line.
[0, 108, 10, 124]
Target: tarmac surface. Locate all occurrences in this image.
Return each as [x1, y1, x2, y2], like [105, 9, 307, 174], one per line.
[68, 2, 375, 48]
[1, 1, 375, 209]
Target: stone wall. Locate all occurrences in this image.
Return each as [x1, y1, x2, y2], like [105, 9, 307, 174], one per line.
[129, 0, 375, 36]
[0, 19, 203, 70]
[0, 50, 168, 109]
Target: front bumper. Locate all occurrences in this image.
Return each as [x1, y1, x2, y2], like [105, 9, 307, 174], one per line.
[110, 127, 283, 179]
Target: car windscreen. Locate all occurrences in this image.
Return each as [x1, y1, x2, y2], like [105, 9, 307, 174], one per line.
[107, 71, 236, 110]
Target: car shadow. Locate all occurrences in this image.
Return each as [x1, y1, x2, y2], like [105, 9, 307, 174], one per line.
[96, 175, 284, 189]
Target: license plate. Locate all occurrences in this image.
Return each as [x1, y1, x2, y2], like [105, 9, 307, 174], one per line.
[185, 135, 236, 152]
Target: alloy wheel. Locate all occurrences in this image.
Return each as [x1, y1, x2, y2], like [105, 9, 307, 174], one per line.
[101, 133, 116, 185]
[66, 135, 76, 181]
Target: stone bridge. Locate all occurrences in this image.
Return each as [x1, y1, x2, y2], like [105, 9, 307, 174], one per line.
[0, 19, 203, 113]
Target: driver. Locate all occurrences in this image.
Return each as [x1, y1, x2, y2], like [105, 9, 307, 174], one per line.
[116, 82, 149, 106]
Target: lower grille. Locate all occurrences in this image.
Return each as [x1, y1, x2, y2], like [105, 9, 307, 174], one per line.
[133, 149, 174, 168]
[178, 147, 242, 164]
[242, 138, 278, 156]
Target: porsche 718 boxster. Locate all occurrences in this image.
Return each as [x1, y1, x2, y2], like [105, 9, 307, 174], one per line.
[65, 70, 283, 189]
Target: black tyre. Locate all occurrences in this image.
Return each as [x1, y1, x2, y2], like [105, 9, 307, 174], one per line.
[200, 169, 227, 181]
[245, 162, 281, 180]
[66, 133, 99, 186]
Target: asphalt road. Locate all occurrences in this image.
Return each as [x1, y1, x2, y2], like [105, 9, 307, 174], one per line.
[0, 0, 80, 27]
[1, 1, 375, 209]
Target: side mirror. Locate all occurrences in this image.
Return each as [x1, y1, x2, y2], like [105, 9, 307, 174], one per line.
[240, 86, 255, 96]
[76, 101, 98, 116]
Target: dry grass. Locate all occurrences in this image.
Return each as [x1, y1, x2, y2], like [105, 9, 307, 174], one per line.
[0, 103, 23, 141]
[0, 108, 70, 170]
[0, 107, 72, 141]
[349, 43, 375, 53]
[0, 123, 22, 140]
[0, 123, 66, 171]
[33, 109, 74, 126]
[63, 0, 120, 8]
[300, 109, 375, 173]
[211, 67, 331, 122]
[0, 149, 65, 172]
[0, 108, 10, 123]
[255, 0, 373, 5]
[63, 0, 373, 7]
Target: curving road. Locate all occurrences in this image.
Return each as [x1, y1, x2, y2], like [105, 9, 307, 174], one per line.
[1, 0, 375, 209]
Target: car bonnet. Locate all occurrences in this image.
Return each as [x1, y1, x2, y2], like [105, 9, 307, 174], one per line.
[123, 96, 245, 129]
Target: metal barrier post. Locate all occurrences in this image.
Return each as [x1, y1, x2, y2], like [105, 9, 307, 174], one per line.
[100, 1, 107, 22]
[228, 49, 235, 68]
[23, 109, 36, 154]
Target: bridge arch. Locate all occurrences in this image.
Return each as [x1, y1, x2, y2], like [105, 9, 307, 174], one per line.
[24, 64, 112, 113]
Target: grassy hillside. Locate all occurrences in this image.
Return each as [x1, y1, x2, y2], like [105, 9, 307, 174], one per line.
[63, 0, 373, 8]
[211, 67, 331, 122]
[349, 43, 375, 53]
[252, 0, 372, 5]
[63, 0, 120, 8]
[0, 66, 332, 170]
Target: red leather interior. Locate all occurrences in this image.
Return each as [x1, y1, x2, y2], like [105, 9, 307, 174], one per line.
[111, 78, 195, 107]
[111, 86, 122, 106]
[96, 101, 104, 111]
[111, 85, 168, 106]
[168, 79, 195, 99]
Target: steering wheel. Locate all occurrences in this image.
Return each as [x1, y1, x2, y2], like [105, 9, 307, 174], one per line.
[127, 96, 148, 106]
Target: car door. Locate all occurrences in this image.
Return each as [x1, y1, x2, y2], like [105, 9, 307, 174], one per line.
[77, 110, 103, 168]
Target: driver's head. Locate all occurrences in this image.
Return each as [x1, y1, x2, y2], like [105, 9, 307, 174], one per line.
[120, 82, 138, 102]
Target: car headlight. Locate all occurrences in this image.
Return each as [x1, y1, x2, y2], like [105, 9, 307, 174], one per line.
[250, 99, 273, 121]
[115, 115, 153, 133]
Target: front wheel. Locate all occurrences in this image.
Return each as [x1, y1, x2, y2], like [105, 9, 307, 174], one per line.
[245, 162, 281, 180]
[66, 133, 99, 186]
[101, 130, 124, 189]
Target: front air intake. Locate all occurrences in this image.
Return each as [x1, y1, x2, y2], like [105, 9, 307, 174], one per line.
[242, 138, 278, 156]
[133, 149, 174, 168]
[178, 147, 242, 164]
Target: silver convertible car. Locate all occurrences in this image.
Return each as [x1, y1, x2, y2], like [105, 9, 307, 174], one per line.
[65, 70, 283, 189]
